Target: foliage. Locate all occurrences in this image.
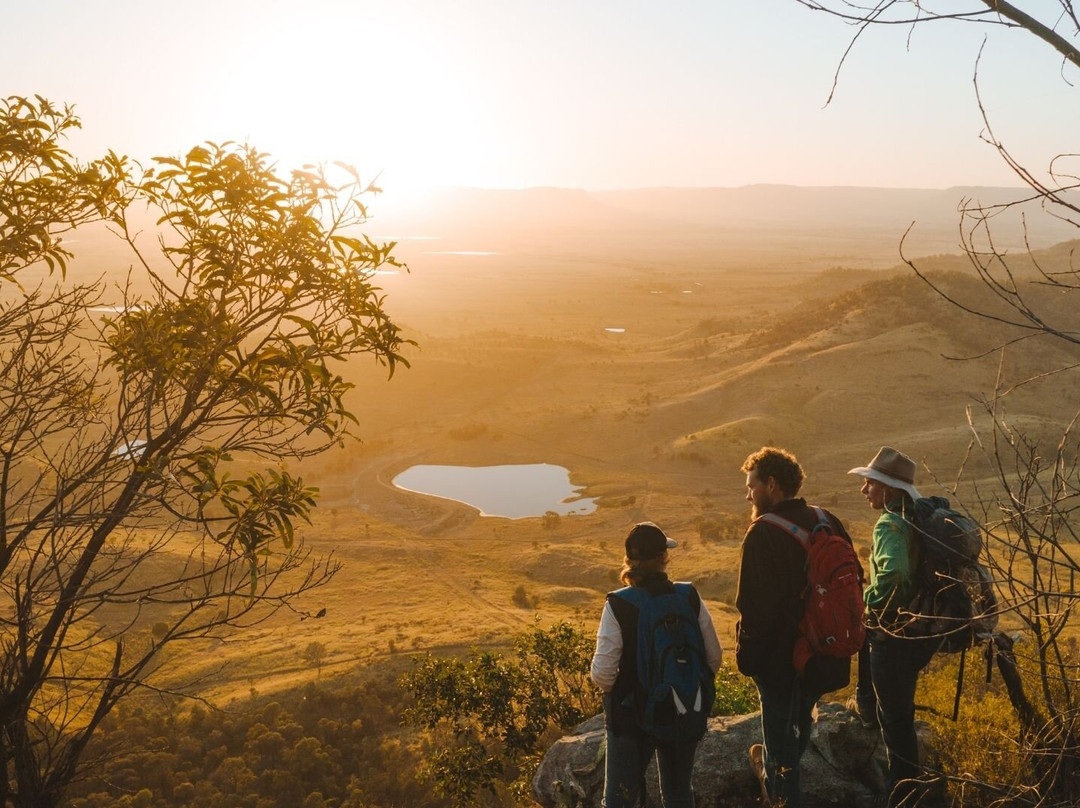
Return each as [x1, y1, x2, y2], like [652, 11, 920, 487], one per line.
[0, 95, 117, 281]
[56, 638, 761, 808]
[917, 655, 1027, 808]
[0, 96, 408, 807]
[64, 670, 440, 808]
[711, 663, 760, 716]
[302, 642, 328, 673]
[400, 620, 601, 807]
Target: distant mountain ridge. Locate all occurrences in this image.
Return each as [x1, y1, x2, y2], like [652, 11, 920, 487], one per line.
[382, 184, 1077, 258]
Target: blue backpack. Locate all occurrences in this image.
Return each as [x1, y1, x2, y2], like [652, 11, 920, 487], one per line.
[611, 583, 715, 744]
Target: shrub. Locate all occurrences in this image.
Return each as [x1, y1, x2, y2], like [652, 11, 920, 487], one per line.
[401, 621, 600, 807]
[712, 664, 760, 716]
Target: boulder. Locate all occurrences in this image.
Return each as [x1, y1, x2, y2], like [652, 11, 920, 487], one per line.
[533, 701, 932, 807]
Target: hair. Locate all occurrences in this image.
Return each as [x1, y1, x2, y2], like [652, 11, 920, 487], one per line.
[881, 483, 914, 516]
[620, 552, 668, 586]
[741, 446, 805, 498]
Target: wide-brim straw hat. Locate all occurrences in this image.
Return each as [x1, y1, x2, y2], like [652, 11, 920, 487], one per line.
[848, 446, 922, 501]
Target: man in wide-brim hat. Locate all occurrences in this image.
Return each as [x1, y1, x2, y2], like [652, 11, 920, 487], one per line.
[849, 446, 936, 808]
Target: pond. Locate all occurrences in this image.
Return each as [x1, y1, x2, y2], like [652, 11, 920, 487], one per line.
[391, 463, 597, 519]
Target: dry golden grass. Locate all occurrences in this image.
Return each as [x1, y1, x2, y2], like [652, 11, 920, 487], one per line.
[77, 224, 1080, 706]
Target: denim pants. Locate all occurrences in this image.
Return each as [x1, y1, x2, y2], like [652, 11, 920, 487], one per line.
[855, 639, 876, 716]
[603, 729, 697, 808]
[868, 633, 937, 806]
[753, 675, 821, 808]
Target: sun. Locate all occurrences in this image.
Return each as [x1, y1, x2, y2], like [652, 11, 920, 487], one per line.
[204, 9, 514, 205]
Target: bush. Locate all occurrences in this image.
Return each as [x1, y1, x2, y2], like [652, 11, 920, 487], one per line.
[512, 585, 539, 610]
[401, 621, 601, 807]
[541, 511, 561, 530]
[712, 664, 760, 716]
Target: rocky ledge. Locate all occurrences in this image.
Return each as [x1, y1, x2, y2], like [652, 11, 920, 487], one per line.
[533, 701, 932, 808]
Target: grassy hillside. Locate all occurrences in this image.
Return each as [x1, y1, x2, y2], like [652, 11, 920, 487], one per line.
[103, 226, 1078, 708]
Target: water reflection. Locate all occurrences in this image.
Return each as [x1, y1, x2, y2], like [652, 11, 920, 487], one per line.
[392, 463, 596, 519]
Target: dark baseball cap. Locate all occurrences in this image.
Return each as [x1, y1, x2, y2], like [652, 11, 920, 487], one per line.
[625, 522, 677, 560]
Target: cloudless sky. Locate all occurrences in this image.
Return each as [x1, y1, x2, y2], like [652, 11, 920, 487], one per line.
[3, 0, 1078, 202]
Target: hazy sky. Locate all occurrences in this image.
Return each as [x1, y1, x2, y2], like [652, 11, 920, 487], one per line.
[3, 1, 1077, 200]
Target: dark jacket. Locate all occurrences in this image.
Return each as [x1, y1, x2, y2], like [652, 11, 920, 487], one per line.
[735, 498, 853, 692]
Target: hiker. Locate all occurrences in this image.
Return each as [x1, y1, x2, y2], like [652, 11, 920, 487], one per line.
[735, 447, 856, 808]
[849, 446, 939, 808]
[590, 522, 723, 808]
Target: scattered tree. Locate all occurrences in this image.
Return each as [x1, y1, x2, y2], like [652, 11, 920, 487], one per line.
[302, 641, 329, 675]
[511, 584, 539, 610]
[0, 95, 408, 807]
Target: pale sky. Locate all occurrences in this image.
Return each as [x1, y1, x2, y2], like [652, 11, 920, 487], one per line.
[3, 0, 1077, 203]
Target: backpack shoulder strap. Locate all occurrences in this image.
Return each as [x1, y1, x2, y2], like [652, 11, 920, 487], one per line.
[755, 512, 810, 549]
[673, 581, 702, 616]
[610, 586, 648, 609]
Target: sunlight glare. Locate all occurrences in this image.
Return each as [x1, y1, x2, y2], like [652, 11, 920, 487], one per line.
[205, 8, 513, 210]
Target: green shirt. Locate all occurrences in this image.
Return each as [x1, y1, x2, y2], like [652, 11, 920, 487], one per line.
[864, 504, 918, 624]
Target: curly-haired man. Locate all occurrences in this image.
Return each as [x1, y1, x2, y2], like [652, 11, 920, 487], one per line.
[735, 447, 853, 808]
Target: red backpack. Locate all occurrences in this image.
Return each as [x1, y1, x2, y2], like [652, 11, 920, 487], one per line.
[756, 506, 866, 673]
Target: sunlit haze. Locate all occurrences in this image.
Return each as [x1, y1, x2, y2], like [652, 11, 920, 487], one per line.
[3, 0, 1078, 213]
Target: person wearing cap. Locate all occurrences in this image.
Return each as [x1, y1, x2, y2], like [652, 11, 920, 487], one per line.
[735, 446, 854, 808]
[590, 522, 723, 808]
[849, 447, 937, 808]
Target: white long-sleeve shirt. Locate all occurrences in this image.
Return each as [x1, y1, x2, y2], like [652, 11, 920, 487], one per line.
[590, 593, 724, 692]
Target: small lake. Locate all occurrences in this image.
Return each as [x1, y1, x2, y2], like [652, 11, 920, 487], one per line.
[391, 463, 597, 519]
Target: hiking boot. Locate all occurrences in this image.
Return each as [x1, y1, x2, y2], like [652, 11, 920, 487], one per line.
[748, 743, 771, 807]
[845, 696, 878, 729]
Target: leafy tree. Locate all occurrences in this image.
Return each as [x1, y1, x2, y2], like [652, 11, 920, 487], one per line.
[400, 620, 601, 807]
[0, 95, 408, 807]
[302, 641, 329, 675]
[0, 95, 117, 281]
[796, 4, 1080, 805]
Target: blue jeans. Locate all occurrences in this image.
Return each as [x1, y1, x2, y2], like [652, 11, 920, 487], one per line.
[603, 729, 697, 808]
[868, 632, 937, 807]
[855, 639, 876, 716]
[753, 675, 822, 808]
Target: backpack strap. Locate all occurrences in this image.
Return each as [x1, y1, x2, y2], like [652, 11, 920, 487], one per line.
[757, 508, 837, 548]
[673, 581, 702, 617]
[615, 583, 700, 615]
[755, 512, 810, 549]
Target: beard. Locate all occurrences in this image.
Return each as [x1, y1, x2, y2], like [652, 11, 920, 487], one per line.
[750, 502, 761, 520]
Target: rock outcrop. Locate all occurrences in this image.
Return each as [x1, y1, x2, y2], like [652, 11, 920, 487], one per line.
[533, 701, 931, 807]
